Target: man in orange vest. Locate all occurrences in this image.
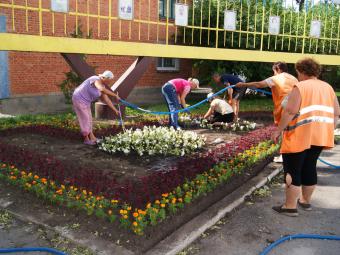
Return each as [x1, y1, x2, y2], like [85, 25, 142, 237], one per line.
[271, 58, 340, 217]
[236, 62, 298, 162]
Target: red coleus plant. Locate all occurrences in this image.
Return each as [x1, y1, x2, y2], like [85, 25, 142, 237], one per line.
[0, 123, 275, 208]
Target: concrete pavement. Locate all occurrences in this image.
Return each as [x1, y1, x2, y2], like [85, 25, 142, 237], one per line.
[182, 145, 340, 255]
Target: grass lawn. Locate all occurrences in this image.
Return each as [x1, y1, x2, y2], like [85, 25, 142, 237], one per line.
[336, 91, 340, 97]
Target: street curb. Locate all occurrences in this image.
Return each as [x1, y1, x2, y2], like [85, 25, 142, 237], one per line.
[145, 164, 283, 255]
[0, 199, 134, 255]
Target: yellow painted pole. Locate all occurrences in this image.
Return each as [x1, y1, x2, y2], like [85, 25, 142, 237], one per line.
[281, 1, 286, 50]
[315, 5, 321, 52]
[166, 0, 169, 44]
[109, 0, 112, 40]
[246, 0, 250, 49]
[200, 0, 203, 45]
[39, 0, 42, 36]
[254, 0, 258, 48]
[64, 14, 67, 35]
[157, 0, 160, 42]
[231, 0, 235, 47]
[52, 12, 55, 35]
[329, 7, 335, 53]
[322, 3, 328, 53]
[308, 0, 314, 52]
[148, 0, 151, 41]
[224, 0, 228, 47]
[301, 6, 308, 53]
[98, 0, 101, 37]
[260, 0, 265, 51]
[239, 0, 243, 48]
[138, 0, 142, 40]
[288, 0, 293, 51]
[294, 5, 300, 52]
[76, 0, 78, 36]
[25, 0, 28, 32]
[184, 0, 187, 44]
[336, 13, 340, 53]
[87, 0, 90, 37]
[267, 3, 272, 50]
[216, 0, 220, 48]
[192, 0, 195, 45]
[208, 0, 211, 45]
[274, 3, 279, 51]
[11, 0, 15, 31]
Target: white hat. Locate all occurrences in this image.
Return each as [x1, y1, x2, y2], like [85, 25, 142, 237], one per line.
[99, 70, 114, 79]
[207, 92, 215, 100]
[189, 78, 200, 88]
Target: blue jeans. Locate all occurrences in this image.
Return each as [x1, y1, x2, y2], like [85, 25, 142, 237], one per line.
[162, 83, 181, 128]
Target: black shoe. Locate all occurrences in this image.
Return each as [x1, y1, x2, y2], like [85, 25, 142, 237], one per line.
[272, 205, 298, 217]
[298, 199, 312, 211]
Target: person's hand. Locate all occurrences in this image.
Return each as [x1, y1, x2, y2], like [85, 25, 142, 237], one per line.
[228, 99, 232, 105]
[236, 82, 244, 88]
[271, 129, 281, 144]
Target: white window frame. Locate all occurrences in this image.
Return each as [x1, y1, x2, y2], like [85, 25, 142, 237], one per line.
[156, 58, 180, 71]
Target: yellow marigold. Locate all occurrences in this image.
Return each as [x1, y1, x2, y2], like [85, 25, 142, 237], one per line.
[127, 206, 132, 211]
[133, 222, 138, 227]
[172, 198, 177, 204]
[74, 188, 78, 191]
[133, 212, 139, 217]
[76, 195, 80, 200]
[99, 205, 103, 208]
[56, 189, 63, 195]
[178, 198, 183, 203]
[70, 186, 74, 190]
[111, 199, 118, 204]
[146, 203, 151, 209]
[155, 200, 160, 204]
[162, 193, 169, 198]
[108, 210, 112, 215]
[138, 209, 146, 215]
[123, 215, 128, 219]
[160, 204, 165, 208]
[25, 183, 32, 188]
[10, 176, 17, 180]
[41, 178, 47, 184]
[89, 192, 93, 196]
[61, 185, 65, 190]
[82, 190, 87, 195]
[138, 217, 142, 221]
[34, 175, 39, 180]
[21, 171, 26, 176]
[119, 209, 124, 215]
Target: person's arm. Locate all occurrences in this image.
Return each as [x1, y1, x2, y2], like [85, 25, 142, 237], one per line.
[180, 86, 191, 108]
[272, 87, 301, 143]
[94, 80, 120, 101]
[236, 80, 269, 89]
[204, 106, 214, 119]
[334, 95, 340, 129]
[100, 94, 119, 116]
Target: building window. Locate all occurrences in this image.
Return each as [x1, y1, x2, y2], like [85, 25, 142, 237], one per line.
[157, 58, 180, 71]
[159, 0, 175, 19]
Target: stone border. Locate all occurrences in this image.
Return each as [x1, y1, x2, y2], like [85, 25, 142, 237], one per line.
[145, 163, 283, 255]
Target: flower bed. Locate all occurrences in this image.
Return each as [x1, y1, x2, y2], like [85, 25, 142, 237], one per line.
[99, 126, 206, 156]
[0, 114, 278, 236]
[179, 114, 257, 131]
[0, 140, 278, 235]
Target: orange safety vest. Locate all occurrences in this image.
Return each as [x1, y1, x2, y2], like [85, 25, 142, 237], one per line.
[270, 73, 298, 125]
[280, 79, 335, 154]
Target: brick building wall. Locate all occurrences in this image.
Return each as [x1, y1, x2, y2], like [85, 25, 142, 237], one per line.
[0, 0, 192, 99]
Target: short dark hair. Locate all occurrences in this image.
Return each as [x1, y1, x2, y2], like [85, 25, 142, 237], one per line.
[273, 61, 288, 72]
[295, 58, 321, 77]
[212, 72, 221, 77]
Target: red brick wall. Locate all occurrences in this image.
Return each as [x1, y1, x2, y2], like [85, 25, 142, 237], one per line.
[1, 0, 192, 96]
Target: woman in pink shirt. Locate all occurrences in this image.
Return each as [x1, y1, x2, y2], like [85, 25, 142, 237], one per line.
[161, 78, 199, 129]
[72, 71, 120, 145]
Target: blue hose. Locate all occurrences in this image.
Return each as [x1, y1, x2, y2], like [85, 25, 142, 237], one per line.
[318, 158, 340, 169]
[259, 234, 340, 255]
[0, 247, 68, 254]
[119, 85, 235, 115]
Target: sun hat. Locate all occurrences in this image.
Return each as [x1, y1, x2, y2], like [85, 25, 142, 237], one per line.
[99, 70, 114, 79]
[189, 78, 200, 88]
